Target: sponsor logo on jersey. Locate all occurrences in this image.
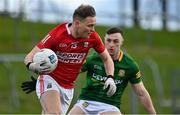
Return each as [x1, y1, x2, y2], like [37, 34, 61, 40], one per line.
[59, 43, 67, 47]
[115, 79, 123, 84]
[118, 69, 125, 77]
[84, 42, 89, 48]
[92, 73, 107, 81]
[57, 52, 86, 64]
[92, 73, 123, 85]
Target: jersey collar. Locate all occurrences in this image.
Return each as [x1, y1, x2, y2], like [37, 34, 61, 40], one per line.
[118, 50, 123, 62]
[66, 23, 71, 35]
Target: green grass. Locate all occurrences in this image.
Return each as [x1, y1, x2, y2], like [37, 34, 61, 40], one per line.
[0, 16, 180, 114]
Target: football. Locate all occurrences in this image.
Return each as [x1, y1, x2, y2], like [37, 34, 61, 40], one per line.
[33, 48, 58, 73]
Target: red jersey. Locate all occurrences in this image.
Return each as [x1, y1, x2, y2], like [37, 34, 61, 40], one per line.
[37, 22, 105, 89]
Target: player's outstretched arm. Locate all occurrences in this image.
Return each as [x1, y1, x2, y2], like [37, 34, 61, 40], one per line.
[99, 49, 114, 77]
[99, 49, 116, 97]
[131, 82, 156, 114]
[21, 76, 37, 94]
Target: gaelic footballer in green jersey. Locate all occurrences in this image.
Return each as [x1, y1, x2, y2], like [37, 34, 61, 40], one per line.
[79, 51, 141, 109]
[69, 27, 156, 114]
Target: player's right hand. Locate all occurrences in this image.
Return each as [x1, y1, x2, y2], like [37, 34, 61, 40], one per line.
[21, 76, 37, 94]
[103, 76, 117, 97]
[28, 60, 51, 74]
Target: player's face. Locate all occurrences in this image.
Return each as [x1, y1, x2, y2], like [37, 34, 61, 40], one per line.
[105, 33, 124, 58]
[76, 16, 96, 38]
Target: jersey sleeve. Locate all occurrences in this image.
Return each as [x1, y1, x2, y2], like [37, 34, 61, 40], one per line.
[36, 25, 60, 49]
[92, 32, 105, 53]
[129, 62, 142, 84]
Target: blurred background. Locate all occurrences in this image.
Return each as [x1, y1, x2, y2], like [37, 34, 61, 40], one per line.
[0, 0, 180, 114]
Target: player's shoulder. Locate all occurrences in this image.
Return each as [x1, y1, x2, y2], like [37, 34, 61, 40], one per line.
[54, 22, 68, 31]
[51, 22, 69, 35]
[123, 52, 135, 62]
[122, 51, 139, 68]
[90, 31, 101, 39]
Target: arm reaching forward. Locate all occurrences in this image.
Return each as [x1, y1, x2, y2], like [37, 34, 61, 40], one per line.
[131, 82, 156, 114]
[99, 49, 116, 97]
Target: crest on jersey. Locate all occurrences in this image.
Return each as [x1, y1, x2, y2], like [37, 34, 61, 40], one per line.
[82, 101, 89, 108]
[118, 69, 125, 77]
[71, 42, 78, 49]
[136, 71, 141, 78]
[84, 42, 89, 48]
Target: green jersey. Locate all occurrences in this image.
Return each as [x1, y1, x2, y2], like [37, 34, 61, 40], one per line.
[79, 50, 142, 109]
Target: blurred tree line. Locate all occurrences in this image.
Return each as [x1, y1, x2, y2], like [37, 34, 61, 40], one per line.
[133, 0, 167, 29]
[0, 0, 179, 30]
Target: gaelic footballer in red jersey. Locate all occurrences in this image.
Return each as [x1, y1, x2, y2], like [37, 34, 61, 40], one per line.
[37, 22, 105, 88]
[24, 4, 115, 114]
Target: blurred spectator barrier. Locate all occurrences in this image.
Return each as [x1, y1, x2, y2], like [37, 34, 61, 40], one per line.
[0, 54, 25, 110]
[171, 69, 180, 113]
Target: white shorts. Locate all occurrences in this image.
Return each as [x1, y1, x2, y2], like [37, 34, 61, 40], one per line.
[75, 100, 120, 115]
[36, 75, 74, 114]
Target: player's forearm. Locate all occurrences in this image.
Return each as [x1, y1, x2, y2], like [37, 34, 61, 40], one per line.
[104, 56, 114, 76]
[100, 49, 114, 76]
[139, 91, 156, 114]
[24, 46, 40, 65]
[24, 53, 33, 65]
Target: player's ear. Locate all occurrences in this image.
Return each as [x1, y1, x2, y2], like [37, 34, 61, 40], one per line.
[74, 20, 81, 27]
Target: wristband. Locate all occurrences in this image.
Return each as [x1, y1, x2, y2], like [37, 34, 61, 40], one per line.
[107, 75, 114, 79]
[26, 62, 32, 69]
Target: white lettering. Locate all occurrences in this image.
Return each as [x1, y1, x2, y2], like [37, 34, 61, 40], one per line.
[59, 43, 67, 47]
[92, 73, 123, 85]
[57, 52, 86, 64]
[92, 73, 107, 81]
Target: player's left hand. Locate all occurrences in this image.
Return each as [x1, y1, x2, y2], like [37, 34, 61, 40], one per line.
[21, 76, 37, 94]
[103, 76, 116, 97]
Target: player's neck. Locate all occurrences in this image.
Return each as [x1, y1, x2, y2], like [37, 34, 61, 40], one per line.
[69, 24, 78, 39]
[112, 51, 121, 61]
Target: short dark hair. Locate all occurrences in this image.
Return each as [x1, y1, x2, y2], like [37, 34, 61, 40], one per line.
[73, 4, 96, 21]
[106, 27, 123, 36]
